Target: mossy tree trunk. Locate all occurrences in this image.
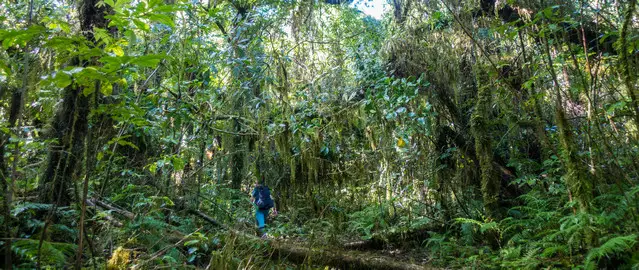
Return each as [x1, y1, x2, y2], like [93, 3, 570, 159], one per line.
[39, 0, 109, 206]
[543, 38, 592, 213]
[221, 5, 255, 191]
[1, 85, 22, 269]
[471, 83, 500, 220]
[619, 0, 639, 130]
[2, 1, 34, 264]
[0, 118, 7, 268]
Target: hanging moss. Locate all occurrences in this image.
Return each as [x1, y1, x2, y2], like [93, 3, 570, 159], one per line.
[555, 107, 592, 212]
[471, 84, 500, 219]
[542, 36, 593, 214]
[618, 0, 639, 129]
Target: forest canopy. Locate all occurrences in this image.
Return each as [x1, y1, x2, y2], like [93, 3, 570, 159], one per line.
[1, 0, 639, 269]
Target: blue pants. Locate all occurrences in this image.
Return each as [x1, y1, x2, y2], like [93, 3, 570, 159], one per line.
[255, 208, 269, 231]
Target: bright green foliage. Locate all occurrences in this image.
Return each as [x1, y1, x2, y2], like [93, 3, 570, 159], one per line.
[12, 239, 77, 268]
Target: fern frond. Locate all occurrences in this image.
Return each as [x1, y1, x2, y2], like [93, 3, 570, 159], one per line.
[12, 239, 77, 267]
[12, 203, 53, 216]
[585, 234, 638, 267]
[454, 217, 483, 227]
[541, 244, 568, 258]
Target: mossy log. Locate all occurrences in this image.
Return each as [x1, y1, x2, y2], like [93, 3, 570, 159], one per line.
[270, 241, 429, 270]
[192, 211, 430, 269]
[342, 226, 436, 251]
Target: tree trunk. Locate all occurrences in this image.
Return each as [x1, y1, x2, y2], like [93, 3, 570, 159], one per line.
[231, 119, 245, 189]
[471, 84, 500, 220]
[1, 6, 32, 261]
[40, 83, 90, 205]
[543, 38, 592, 214]
[0, 86, 21, 270]
[619, 0, 639, 129]
[39, 0, 110, 205]
[433, 126, 452, 222]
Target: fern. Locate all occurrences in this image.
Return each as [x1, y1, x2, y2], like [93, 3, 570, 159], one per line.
[500, 246, 521, 260]
[347, 204, 390, 238]
[454, 217, 483, 227]
[455, 217, 499, 233]
[585, 234, 638, 268]
[12, 239, 77, 267]
[12, 202, 53, 216]
[541, 244, 568, 258]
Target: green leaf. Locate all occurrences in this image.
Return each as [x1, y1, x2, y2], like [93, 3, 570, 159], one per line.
[0, 62, 11, 78]
[77, 67, 108, 81]
[1, 25, 46, 49]
[109, 45, 125, 56]
[133, 19, 150, 32]
[184, 240, 199, 246]
[65, 67, 84, 74]
[130, 54, 164, 68]
[542, 7, 553, 19]
[54, 73, 72, 88]
[147, 13, 174, 28]
[108, 135, 139, 150]
[154, 5, 179, 13]
[172, 157, 185, 171]
[114, 0, 131, 10]
[93, 28, 111, 45]
[83, 84, 96, 96]
[149, 163, 158, 173]
[45, 36, 78, 50]
[101, 83, 113, 96]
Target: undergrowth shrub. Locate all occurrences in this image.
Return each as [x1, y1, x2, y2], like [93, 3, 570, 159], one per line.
[347, 201, 393, 239]
[434, 186, 639, 269]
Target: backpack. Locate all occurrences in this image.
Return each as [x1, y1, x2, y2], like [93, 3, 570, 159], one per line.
[255, 186, 274, 210]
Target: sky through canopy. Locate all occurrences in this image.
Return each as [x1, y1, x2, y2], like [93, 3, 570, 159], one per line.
[351, 0, 387, 19]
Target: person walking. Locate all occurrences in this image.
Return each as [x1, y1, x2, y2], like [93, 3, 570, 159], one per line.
[251, 176, 276, 238]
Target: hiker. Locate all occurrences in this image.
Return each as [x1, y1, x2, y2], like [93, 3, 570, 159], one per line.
[251, 176, 276, 237]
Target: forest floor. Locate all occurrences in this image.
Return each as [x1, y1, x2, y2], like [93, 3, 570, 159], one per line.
[191, 208, 436, 269]
[258, 236, 434, 270]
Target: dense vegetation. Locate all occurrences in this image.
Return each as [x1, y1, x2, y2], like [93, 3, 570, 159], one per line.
[1, 0, 639, 268]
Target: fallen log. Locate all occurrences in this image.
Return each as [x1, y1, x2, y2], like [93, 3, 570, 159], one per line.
[188, 209, 224, 228]
[223, 229, 429, 269]
[194, 210, 432, 269]
[270, 240, 429, 270]
[343, 227, 435, 251]
[343, 237, 387, 250]
[86, 198, 135, 220]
